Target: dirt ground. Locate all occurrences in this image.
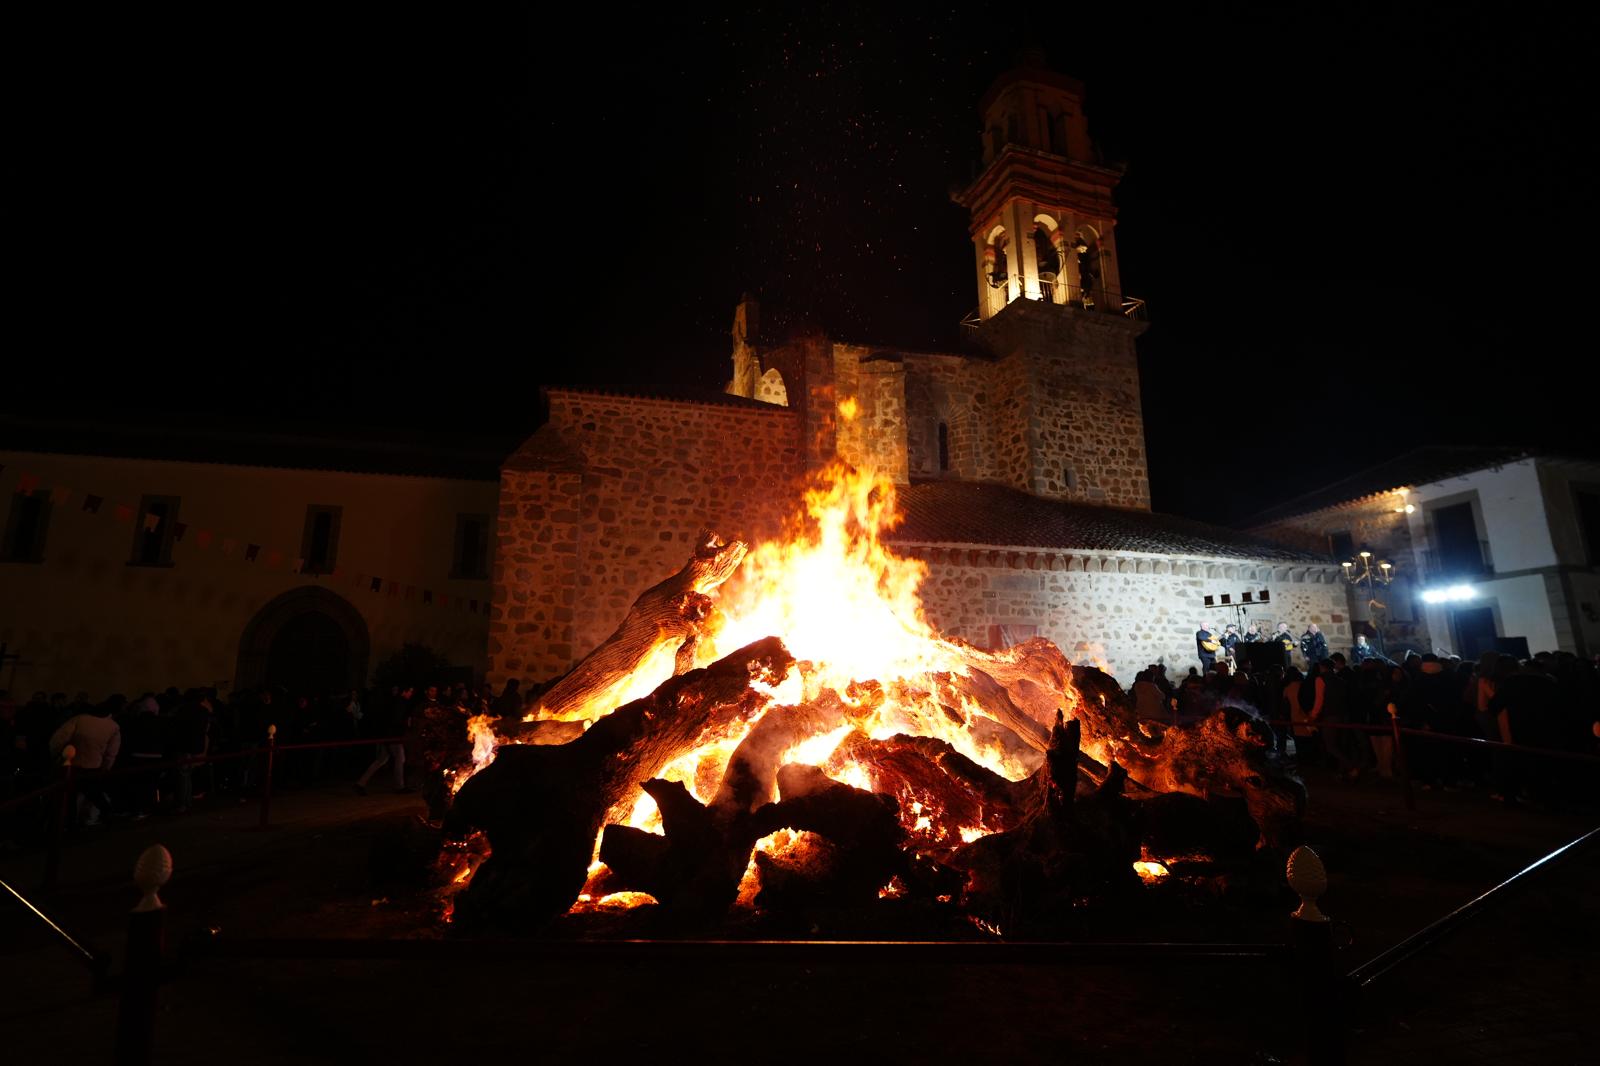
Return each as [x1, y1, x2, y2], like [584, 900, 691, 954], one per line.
[1, 768, 1595, 1065]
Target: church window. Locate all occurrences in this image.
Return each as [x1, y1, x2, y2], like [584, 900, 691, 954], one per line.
[129, 495, 180, 567]
[453, 514, 491, 580]
[2, 489, 50, 563]
[938, 422, 951, 472]
[301, 505, 342, 575]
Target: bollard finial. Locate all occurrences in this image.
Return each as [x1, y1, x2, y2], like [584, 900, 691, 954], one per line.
[266, 723, 277, 740]
[1286, 845, 1329, 922]
[132, 845, 172, 913]
[61, 745, 76, 766]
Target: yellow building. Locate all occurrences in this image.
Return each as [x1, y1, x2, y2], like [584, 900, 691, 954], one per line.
[0, 417, 501, 699]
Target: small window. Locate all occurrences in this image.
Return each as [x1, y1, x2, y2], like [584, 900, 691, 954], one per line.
[3, 490, 51, 563]
[937, 422, 950, 473]
[1328, 530, 1355, 562]
[129, 495, 180, 567]
[452, 514, 491, 580]
[1576, 489, 1600, 566]
[300, 505, 342, 575]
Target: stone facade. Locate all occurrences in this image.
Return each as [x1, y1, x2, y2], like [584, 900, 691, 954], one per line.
[487, 389, 803, 686]
[904, 545, 1349, 680]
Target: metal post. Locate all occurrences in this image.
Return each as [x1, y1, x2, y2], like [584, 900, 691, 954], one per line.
[258, 725, 276, 829]
[1387, 702, 1415, 811]
[1286, 846, 1347, 1066]
[43, 746, 76, 891]
[115, 845, 171, 1066]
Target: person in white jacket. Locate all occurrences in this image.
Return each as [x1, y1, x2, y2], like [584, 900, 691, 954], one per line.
[50, 703, 121, 825]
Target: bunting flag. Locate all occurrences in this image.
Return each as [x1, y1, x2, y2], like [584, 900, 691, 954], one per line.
[221, 538, 237, 556]
[16, 472, 40, 495]
[291, 558, 304, 574]
[423, 589, 433, 605]
[244, 544, 261, 563]
[195, 529, 213, 549]
[439, 593, 450, 607]
[387, 582, 399, 597]
[142, 513, 161, 532]
[172, 522, 188, 542]
[113, 504, 134, 524]
[50, 486, 72, 506]
[370, 576, 382, 592]
[266, 549, 283, 568]
[82, 494, 103, 514]
[404, 585, 415, 601]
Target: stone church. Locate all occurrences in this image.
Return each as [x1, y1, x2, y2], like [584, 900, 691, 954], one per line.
[489, 56, 1347, 687]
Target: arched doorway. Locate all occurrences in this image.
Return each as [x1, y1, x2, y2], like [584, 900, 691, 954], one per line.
[235, 586, 371, 696]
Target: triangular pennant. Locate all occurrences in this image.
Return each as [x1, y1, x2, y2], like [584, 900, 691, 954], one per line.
[113, 504, 135, 524]
[221, 537, 238, 556]
[266, 549, 283, 568]
[423, 589, 433, 605]
[50, 486, 72, 506]
[142, 512, 161, 532]
[291, 557, 304, 574]
[404, 585, 415, 600]
[244, 544, 261, 562]
[370, 576, 382, 592]
[172, 522, 187, 541]
[438, 593, 450, 607]
[16, 473, 40, 495]
[195, 529, 213, 549]
[82, 494, 104, 514]
[387, 581, 398, 597]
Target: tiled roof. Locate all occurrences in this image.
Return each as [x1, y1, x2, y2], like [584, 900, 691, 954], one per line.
[888, 480, 1328, 562]
[1242, 446, 1536, 526]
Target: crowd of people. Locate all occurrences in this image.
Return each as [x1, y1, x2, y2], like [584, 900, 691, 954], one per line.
[1136, 633, 1600, 806]
[0, 677, 540, 847]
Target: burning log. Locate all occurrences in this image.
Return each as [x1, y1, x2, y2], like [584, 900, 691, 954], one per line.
[531, 530, 748, 725]
[445, 636, 791, 932]
[950, 639, 1302, 848]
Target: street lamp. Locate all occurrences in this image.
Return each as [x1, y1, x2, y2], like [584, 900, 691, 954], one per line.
[1341, 547, 1395, 656]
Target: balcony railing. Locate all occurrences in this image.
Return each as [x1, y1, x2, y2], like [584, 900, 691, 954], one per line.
[962, 283, 1148, 335]
[1421, 540, 1494, 579]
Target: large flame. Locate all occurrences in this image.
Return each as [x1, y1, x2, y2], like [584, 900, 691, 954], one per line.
[466, 405, 1089, 911]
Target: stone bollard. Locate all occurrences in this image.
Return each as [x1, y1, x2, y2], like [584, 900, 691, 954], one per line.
[1287, 845, 1346, 1065]
[258, 724, 277, 829]
[42, 745, 77, 891]
[115, 844, 171, 1066]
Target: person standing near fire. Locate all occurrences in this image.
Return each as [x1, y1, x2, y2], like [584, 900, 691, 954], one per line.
[1196, 622, 1222, 672]
[1273, 623, 1297, 667]
[408, 684, 471, 824]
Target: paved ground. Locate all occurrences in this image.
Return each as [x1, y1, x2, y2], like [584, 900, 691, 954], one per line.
[1, 768, 1595, 1064]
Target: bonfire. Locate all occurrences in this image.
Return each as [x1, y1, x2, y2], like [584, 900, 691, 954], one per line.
[439, 413, 1303, 934]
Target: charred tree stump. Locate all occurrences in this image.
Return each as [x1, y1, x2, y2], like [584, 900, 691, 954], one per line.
[532, 531, 747, 724]
[445, 636, 792, 932]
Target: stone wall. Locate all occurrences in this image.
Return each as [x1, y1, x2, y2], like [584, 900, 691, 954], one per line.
[902, 545, 1349, 684]
[970, 299, 1150, 508]
[488, 468, 582, 683]
[489, 389, 803, 685]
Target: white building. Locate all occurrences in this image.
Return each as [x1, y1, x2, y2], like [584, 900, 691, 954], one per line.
[1250, 448, 1600, 660]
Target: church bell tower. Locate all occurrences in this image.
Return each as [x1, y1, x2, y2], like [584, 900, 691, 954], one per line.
[956, 49, 1135, 320]
[953, 51, 1151, 510]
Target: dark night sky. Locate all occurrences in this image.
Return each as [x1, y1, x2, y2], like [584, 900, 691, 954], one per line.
[7, 5, 1596, 524]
